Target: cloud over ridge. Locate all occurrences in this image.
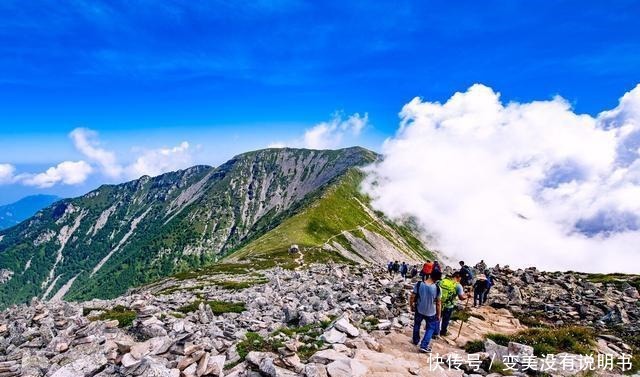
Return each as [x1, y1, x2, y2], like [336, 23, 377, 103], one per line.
[269, 112, 369, 149]
[363, 84, 640, 273]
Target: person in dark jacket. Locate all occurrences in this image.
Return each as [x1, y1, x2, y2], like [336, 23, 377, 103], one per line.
[400, 262, 408, 279]
[473, 274, 488, 307]
[459, 261, 474, 287]
[483, 269, 493, 304]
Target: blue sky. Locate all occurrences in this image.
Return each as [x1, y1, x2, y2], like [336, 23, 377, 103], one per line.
[1, 0, 639, 204]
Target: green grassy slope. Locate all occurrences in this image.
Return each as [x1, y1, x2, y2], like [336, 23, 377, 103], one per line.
[228, 168, 434, 265]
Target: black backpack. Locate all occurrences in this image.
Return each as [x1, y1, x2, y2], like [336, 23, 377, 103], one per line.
[461, 266, 474, 286]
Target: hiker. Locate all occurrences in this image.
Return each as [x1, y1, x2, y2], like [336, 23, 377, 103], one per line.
[400, 262, 408, 279]
[410, 265, 418, 279]
[459, 261, 474, 287]
[475, 259, 487, 272]
[387, 261, 394, 275]
[420, 260, 434, 279]
[410, 270, 442, 353]
[483, 269, 493, 304]
[393, 261, 400, 274]
[433, 261, 441, 274]
[473, 274, 488, 307]
[437, 271, 466, 336]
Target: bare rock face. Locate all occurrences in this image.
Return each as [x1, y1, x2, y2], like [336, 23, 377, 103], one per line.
[50, 353, 107, 377]
[0, 269, 13, 284]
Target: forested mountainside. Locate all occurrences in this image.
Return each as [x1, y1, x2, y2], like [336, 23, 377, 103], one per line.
[0, 147, 432, 308]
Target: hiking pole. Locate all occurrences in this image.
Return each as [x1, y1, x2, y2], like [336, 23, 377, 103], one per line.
[454, 287, 472, 341]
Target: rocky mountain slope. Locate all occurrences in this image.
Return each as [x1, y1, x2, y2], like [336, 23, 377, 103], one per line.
[1, 263, 637, 377]
[0, 147, 432, 308]
[0, 195, 60, 231]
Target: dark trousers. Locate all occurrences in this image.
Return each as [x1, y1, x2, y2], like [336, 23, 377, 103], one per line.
[412, 312, 439, 349]
[474, 289, 486, 306]
[483, 287, 491, 304]
[440, 307, 454, 335]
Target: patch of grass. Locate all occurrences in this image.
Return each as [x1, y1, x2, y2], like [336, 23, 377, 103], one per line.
[486, 333, 511, 346]
[172, 262, 254, 281]
[227, 169, 429, 265]
[451, 309, 471, 322]
[298, 339, 326, 361]
[212, 277, 269, 290]
[236, 322, 330, 364]
[513, 311, 550, 328]
[489, 360, 513, 376]
[158, 284, 205, 295]
[177, 300, 246, 315]
[236, 332, 270, 360]
[96, 305, 137, 327]
[464, 340, 485, 353]
[82, 307, 102, 316]
[625, 353, 640, 375]
[362, 316, 380, 327]
[585, 273, 640, 290]
[487, 326, 596, 357]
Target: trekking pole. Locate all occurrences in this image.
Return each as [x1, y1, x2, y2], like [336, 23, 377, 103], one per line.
[454, 287, 472, 340]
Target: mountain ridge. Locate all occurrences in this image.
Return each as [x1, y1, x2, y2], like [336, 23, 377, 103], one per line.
[0, 146, 430, 308]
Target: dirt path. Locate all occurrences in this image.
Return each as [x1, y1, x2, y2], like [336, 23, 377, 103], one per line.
[356, 306, 524, 377]
[294, 249, 305, 270]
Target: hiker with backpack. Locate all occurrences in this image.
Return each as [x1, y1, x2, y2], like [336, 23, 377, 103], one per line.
[387, 261, 394, 275]
[410, 265, 418, 279]
[393, 261, 400, 274]
[433, 261, 441, 274]
[410, 270, 442, 353]
[420, 260, 434, 280]
[473, 274, 489, 307]
[437, 271, 466, 336]
[458, 261, 474, 287]
[483, 269, 493, 304]
[475, 259, 487, 273]
[400, 262, 408, 279]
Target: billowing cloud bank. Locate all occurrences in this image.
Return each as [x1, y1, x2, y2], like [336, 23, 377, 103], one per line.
[363, 84, 640, 273]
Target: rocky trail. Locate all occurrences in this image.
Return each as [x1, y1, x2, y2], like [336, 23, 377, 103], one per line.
[0, 263, 638, 377]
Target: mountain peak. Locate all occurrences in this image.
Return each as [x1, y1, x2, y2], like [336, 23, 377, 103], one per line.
[0, 146, 413, 308]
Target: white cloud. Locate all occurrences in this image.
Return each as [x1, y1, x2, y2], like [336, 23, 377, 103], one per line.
[20, 161, 93, 188]
[0, 164, 15, 184]
[70, 127, 194, 179]
[363, 83, 640, 273]
[2, 129, 195, 188]
[267, 142, 287, 148]
[70, 127, 122, 178]
[270, 113, 369, 149]
[127, 141, 193, 178]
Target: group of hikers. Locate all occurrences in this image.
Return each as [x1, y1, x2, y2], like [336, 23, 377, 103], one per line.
[386, 260, 443, 280]
[386, 259, 495, 354]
